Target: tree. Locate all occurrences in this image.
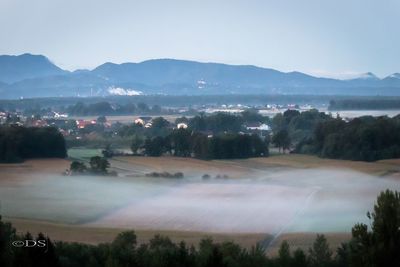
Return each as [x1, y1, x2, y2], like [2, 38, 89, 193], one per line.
[151, 117, 170, 128]
[283, 109, 300, 123]
[175, 116, 189, 124]
[192, 133, 209, 159]
[370, 190, 400, 266]
[102, 144, 114, 158]
[241, 109, 265, 123]
[144, 137, 165, 156]
[272, 113, 286, 132]
[33, 233, 60, 267]
[70, 161, 87, 174]
[0, 216, 16, 267]
[0, 126, 66, 163]
[272, 129, 291, 153]
[89, 156, 110, 174]
[168, 129, 192, 157]
[150, 117, 170, 136]
[298, 116, 400, 161]
[335, 243, 350, 267]
[251, 134, 269, 157]
[349, 190, 400, 267]
[110, 231, 137, 267]
[131, 135, 144, 155]
[87, 102, 113, 115]
[292, 249, 308, 267]
[277, 241, 291, 267]
[97, 115, 107, 123]
[308, 234, 332, 267]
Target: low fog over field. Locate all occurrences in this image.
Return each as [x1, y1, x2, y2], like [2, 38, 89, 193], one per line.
[1, 163, 399, 239]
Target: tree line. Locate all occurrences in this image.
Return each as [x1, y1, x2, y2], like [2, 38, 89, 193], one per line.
[117, 111, 269, 138]
[136, 129, 269, 159]
[1, 190, 399, 267]
[0, 125, 66, 162]
[187, 111, 268, 134]
[270, 109, 331, 152]
[295, 115, 400, 161]
[66, 102, 166, 116]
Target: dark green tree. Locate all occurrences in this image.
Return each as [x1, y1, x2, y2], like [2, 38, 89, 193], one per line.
[0, 216, 16, 267]
[102, 144, 113, 158]
[144, 137, 165, 156]
[110, 231, 137, 267]
[89, 156, 110, 174]
[272, 129, 291, 153]
[131, 135, 144, 155]
[150, 117, 170, 136]
[70, 161, 87, 174]
[168, 129, 192, 157]
[348, 190, 400, 267]
[192, 133, 209, 159]
[96, 116, 107, 123]
[277, 241, 291, 267]
[292, 248, 308, 267]
[308, 234, 332, 267]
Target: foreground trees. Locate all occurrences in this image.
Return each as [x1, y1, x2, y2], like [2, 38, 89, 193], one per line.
[348, 190, 400, 267]
[1, 190, 399, 267]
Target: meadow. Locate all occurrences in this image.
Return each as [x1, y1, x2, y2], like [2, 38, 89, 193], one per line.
[0, 153, 399, 254]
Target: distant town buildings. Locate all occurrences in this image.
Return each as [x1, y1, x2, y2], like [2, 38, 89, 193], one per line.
[76, 119, 96, 129]
[244, 122, 270, 131]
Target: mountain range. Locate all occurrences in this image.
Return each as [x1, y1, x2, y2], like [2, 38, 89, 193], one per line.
[0, 53, 399, 99]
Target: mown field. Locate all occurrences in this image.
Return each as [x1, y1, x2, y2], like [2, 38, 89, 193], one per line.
[0, 153, 399, 254]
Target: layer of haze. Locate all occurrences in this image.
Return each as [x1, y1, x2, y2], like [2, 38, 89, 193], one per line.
[0, 0, 399, 78]
[1, 169, 399, 235]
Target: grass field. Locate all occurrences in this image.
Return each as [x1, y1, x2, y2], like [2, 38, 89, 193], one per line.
[2, 217, 350, 254]
[250, 154, 400, 177]
[67, 148, 103, 161]
[5, 217, 265, 249]
[0, 153, 399, 254]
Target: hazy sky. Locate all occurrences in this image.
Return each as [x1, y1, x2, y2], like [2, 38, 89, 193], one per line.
[1, 0, 399, 78]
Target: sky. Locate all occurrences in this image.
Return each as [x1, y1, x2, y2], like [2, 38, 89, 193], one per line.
[0, 0, 399, 79]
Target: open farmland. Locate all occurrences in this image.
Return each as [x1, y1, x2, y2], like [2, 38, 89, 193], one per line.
[0, 154, 399, 253]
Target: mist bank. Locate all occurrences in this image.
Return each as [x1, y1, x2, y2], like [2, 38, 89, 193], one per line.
[1, 167, 399, 235]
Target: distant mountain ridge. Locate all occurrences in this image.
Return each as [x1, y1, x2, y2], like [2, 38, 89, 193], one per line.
[0, 54, 399, 98]
[0, 53, 66, 84]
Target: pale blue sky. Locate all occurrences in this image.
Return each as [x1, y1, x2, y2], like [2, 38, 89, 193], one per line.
[0, 0, 399, 78]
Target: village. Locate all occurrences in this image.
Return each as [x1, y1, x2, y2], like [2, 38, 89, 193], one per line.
[0, 102, 307, 142]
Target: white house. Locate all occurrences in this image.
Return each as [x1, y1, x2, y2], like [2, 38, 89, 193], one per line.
[177, 123, 188, 129]
[245, 123, 270, 131]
